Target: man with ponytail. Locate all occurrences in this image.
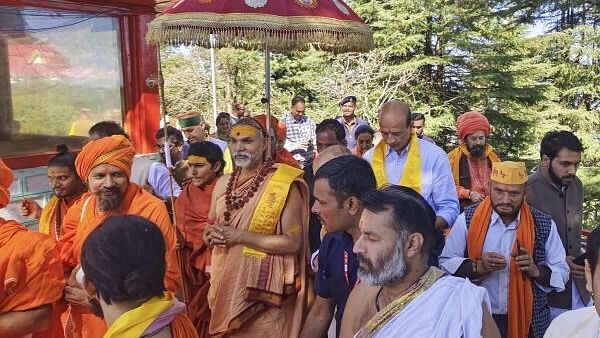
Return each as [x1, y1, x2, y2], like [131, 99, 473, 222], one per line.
[20, 144, 86, 240]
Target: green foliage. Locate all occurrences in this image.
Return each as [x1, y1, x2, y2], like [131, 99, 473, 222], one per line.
[159, 0, 600, 227]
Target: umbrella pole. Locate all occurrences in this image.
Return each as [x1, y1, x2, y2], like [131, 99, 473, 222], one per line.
[264, 45, 272, 160]
[209, 33, 218, 128]
[156, 43, 190, 311]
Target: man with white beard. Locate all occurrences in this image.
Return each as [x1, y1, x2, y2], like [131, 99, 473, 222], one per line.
[340, 186, 500, 338]
[203, 117, 310, 337]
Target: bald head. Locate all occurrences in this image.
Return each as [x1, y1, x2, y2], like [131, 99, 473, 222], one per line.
[312, 145, 351, 173]
[378, 100, 413, 153]
[379, 100, 411, 127]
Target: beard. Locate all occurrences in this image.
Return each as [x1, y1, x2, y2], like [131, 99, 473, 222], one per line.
[549, 163, 575, 187]
[96, 187, 123, 211]
[357, 233, 408, 286]
[468, 144, 485, 158]
[233, 150, 262, 168]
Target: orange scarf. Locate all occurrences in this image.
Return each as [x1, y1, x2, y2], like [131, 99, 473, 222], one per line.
[467, 197, 534, 338]
[448, 144, 500, 186]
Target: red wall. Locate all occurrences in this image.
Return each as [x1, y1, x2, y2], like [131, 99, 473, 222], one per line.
[2, 1, 160, 169]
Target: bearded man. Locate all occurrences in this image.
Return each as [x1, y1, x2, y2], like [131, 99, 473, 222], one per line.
[58, 135, 181, 338]
[527, 130, 589, 319]
[448, 111, 501, 210]
[340, 186, 497, 338]
[204, 117, 310, 337]
[0, 158, 66, 338]
[440, 161, 569, 338]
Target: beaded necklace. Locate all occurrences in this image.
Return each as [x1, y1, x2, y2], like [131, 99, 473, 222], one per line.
[224, 161, 273, 222]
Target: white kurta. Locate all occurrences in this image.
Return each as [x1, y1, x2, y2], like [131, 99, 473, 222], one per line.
[544, 306, 600, 338]
[358, 275, 490, 338]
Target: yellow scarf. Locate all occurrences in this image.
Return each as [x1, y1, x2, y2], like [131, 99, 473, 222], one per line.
[447, 144, 500, 186]
[243, 163, 304, 258]
[371, 132, 421, 192]
[38, 195, 59, 236]
[104, 291, 175, 338]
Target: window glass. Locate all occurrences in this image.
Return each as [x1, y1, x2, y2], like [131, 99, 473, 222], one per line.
[0, 6, 123, 156]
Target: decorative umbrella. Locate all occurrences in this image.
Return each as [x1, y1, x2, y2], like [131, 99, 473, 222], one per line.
[146, 0, 373, 308]
[146, 0, 373, 128]
[147, 0, 373, 53]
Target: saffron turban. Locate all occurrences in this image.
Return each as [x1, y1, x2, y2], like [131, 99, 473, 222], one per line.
[75, 135, 135, 181]
[0, 158, 13, 208]
[253, 115, 301, 169]
[456, 111, 490, 141]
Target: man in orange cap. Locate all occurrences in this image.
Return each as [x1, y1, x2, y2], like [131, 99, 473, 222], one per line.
[448, 111, 501, 210]
[0, 158, 66, 338]
[58, 135, 181, 338]
[440, 161, 569, 338]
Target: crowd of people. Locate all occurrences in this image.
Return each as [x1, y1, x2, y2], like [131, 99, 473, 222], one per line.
[0, 95, 596, 338]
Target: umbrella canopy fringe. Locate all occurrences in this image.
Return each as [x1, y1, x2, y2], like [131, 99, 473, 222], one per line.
[146, 13, 374, 53]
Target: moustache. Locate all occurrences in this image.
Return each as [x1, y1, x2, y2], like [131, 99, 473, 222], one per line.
[99, 187, 120, 194]
[233, 151, 251, 159]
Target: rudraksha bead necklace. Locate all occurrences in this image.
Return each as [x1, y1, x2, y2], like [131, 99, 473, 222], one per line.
[224, 160, 273, 222]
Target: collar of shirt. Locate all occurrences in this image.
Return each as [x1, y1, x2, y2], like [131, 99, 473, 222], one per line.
[489, 209, 521, 230]
[385, 141, 411, 159]
[343, 117, 357, 128]
[288, 112, 307, 124]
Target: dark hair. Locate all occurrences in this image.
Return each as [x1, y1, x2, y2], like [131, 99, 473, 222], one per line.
[587, 226, 600, 276]
[155, 126, 184, 145]
[540, 130, 584, 161]
[188, 141, 225, 176]
[361, 185, 436, 253]
[411, 113, 425, 122]
[314, 155, 376, 206]
[80, 215, 166, 304]
[88, 121, 129, 140]
[216, 112, 231, 125]
[291, 96, 305, 106]
[316, 118, 346, 143]
[354, 125, 375, 140]
[48, 144, 78, 176]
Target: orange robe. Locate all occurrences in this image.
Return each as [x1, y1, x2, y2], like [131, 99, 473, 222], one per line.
[0, 219, 66, 338]
[171, 313, 201, 338]
[175, 180, 216, 337]
[39, 193, 85, 240]
[59, 183, 181, 338]
[208, 165, 310, 337]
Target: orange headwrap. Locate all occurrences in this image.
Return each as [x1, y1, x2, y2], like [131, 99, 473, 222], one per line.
[456, 111, 490, 141]
[253, 115, 300, 169]
[0, 158, 13, 208]
[75, 135, 135, 181]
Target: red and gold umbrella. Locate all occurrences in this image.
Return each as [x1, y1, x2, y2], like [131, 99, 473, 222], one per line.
[146, 0, 373, 53]
[146, 0, 373, 160]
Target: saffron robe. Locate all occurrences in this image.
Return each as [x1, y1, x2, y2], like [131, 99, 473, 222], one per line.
[208, 164, 310, 337]
[175, 180, 217, 337]
[0, 219, 66, 338]
[59, 183, 181, 338]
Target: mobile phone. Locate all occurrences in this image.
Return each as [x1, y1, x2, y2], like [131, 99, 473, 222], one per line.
[573, 252, 586, 266]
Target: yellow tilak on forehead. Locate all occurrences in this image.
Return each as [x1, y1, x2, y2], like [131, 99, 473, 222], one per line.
[230, 124, 260, 138]
[187, 155, 209, 165]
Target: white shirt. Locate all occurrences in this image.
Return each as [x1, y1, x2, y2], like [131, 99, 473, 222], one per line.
[440, 209, 569, 314]
[363, 138, 460, 225]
